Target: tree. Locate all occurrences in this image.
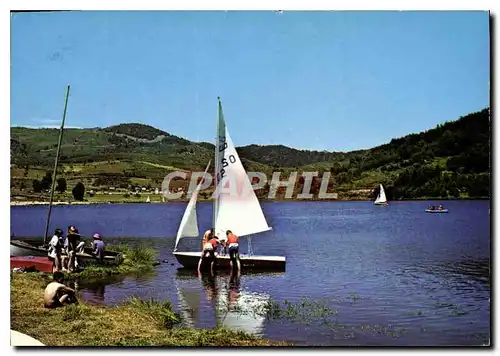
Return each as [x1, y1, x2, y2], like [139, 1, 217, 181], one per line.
[40, 171, 53, 191]
[72, 182, 85, 201]
[56, 178, 67, 193]
[32, 179, 42, 193]
[336, 172, 349, 185]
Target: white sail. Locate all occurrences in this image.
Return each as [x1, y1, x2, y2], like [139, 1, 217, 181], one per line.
[174, 161, 211, 251]
[146, 196, 151, 203]
[374, 184, 387, 204]
[213, 99, 271, 239]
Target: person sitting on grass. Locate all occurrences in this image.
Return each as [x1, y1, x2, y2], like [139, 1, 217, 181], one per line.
[43, 272, 78, 308]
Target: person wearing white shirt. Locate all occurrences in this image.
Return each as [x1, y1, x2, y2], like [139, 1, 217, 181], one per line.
[47, 228, 63, 272]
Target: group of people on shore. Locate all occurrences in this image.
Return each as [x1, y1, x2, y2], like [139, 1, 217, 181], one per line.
[197, 228, 240, 274]
[47, 225, 106, 273]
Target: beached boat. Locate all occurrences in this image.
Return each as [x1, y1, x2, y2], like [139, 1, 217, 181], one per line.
[374, 184, 388, 205]
[11, 256, 54, 273]
[172, 98, 286, 271]
[10, 239, 124, 266]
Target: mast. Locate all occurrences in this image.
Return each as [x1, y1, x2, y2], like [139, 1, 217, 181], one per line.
[213, 97, 221, 228]
[43, 85, 70, 245]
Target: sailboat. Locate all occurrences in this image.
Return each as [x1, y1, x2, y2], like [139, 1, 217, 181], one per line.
[374, 184, 388, 206]
[146, 196, 151, 203]
[172, 98, 286, 271]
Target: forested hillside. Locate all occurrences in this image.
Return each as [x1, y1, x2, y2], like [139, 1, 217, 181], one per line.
[10, 108, 490, 200]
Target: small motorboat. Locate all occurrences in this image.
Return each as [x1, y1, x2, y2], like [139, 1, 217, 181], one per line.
[425, 209, 449, 213]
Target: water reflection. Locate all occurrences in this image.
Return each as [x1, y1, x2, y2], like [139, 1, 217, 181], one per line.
[227, 270, 241, 308]
[175, 269, 277, 336]
[76, 275, 127, 304]
[199, 273, 218, 304]
[83, 284, 106, 303]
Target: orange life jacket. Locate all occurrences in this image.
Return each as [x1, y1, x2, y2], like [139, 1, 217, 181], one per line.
[209, 237, 218, 248]
[227, 233, 239, 245]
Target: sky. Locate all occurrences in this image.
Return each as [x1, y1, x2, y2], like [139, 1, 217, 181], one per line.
[10, 10, 490, 151]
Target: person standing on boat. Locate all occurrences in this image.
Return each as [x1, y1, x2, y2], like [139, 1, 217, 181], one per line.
[226, 230, 241, 272]
[44, 271, 78, 308]
[48, 228, 64, 272]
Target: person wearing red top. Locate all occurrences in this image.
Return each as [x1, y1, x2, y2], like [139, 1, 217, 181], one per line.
[226, 230, 241, 272]
[198, 229, 219, 274]
[201, 228, 214, 251]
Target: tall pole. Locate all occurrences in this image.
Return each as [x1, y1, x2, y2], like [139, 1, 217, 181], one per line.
[43, 85, 70, 245]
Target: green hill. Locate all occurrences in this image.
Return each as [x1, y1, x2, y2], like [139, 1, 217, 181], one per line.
[10, 108, 490, 200]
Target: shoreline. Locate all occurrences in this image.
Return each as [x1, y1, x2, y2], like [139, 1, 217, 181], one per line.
[10, 197, 490, 207]
[10, 273, 288, 346]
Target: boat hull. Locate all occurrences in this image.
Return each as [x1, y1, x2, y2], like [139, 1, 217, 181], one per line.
[10, 240, 123, 266]
[10, 241, 46, 257]
[11, 256, 54, 273]
[173, 251, 286, 271]
[425, 209, 449, 213]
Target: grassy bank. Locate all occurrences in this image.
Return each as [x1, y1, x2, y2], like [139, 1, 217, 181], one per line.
[69, 244, 159, 279]
[11, 273, 288, 346]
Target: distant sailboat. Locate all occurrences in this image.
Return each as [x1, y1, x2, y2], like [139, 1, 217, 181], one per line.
[374, 184, 388, 206]
[146, 196, 151, 203]
[172, 98, 286, 271]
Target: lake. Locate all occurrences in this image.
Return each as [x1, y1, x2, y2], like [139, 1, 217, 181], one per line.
[10, 200, 491, 346]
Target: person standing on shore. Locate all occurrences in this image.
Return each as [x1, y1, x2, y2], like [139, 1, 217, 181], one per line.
[47, 228, 64, 272]
[67, 226, 84, 272]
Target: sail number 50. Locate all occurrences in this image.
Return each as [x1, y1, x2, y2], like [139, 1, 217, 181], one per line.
[222, 155, 236, 167]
